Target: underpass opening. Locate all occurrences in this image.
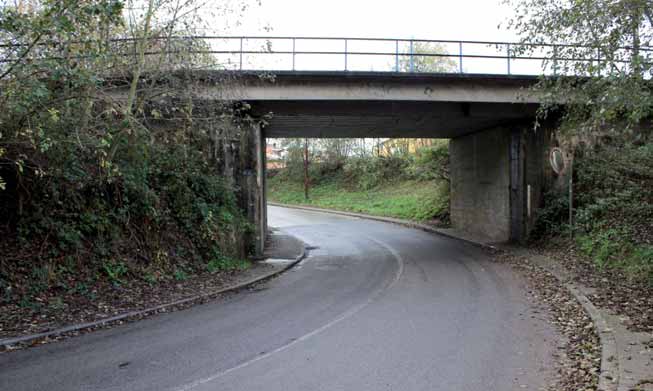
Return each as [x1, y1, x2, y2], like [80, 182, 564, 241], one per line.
[261, 128, 547, 246]
[265, 137, 451, 228]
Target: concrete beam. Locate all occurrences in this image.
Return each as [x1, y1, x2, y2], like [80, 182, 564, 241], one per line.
[254, 100, 537, 138]
[107, 71, 540, 139]
[197, 71, 541, 104]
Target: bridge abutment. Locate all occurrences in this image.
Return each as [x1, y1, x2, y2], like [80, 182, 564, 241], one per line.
[236, 122, 267, 257]
[450, 126, 548, 243]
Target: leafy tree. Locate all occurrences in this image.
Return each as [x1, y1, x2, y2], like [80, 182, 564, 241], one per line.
[505, 0, 653, 139]
[398, 41, 457, 73]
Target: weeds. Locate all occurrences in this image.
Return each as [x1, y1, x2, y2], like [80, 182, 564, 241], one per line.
[173, 270, 188, 281]
[207, 256, 250, 273]
[103, 261, 128, 286]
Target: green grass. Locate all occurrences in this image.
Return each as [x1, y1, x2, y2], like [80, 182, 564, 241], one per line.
[268, 176, 449, 223]
[576, 228, 653, 284]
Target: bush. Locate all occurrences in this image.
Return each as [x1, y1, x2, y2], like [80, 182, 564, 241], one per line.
[531, 190, 571, 237]
[343, 156, 409, 190]
[1, 129, 249, 302]
[408, 141, 449, 181]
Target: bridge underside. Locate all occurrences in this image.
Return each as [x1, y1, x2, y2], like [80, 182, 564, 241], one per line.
[252, 100, 538, 138]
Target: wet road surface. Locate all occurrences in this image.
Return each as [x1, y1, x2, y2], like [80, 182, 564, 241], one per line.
[0, 205, 559, 391]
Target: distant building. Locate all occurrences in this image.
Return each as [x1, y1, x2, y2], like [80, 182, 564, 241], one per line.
[266, 142, 286, 169]
[378, 138, 438, 156]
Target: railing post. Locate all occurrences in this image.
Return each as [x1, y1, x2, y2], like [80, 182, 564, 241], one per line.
[458, 41, 463, 73]
[239, 37, 243, 70]
[395, 40, 399, 72]
[506, 43, 511, 75]
[409, 39, 414, 72]
[344, 39, 348, 71]
[292, 38, 296, 71]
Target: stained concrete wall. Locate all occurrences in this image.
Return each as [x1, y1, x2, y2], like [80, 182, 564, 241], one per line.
[450, 127, 512, 242]
[523, 128, 548, 238]
[450, 125, 549, 243]
[238, 122, 267, 256]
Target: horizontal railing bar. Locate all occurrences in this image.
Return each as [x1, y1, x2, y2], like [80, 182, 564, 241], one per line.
[125, 36, 653, 51]
[1, 50, 638, 64]
[1, 35, 652, 52]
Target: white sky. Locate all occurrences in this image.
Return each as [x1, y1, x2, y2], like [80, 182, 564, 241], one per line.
[205, 0, 549, 74]
[231, 0, 517, 42]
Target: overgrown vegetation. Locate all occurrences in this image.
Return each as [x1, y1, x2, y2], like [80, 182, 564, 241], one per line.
[506, 0, 653, 139]
[506, 0, 653, 283]
[268, 139, 450, 224]
[0, 0, 254, 311]
[534, 142, 653, 283]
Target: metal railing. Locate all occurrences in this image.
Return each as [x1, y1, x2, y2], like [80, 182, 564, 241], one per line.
[1, 35, 650, 75]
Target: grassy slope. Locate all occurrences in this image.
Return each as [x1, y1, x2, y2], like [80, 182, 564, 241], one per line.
[268, 175, 449, 223]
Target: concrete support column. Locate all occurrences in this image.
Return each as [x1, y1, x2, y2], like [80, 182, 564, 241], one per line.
[450, 125, 547, 243]
[254, 124, 267, 255]
[239, 122, 266, 257]
[450, 127, 512, 242]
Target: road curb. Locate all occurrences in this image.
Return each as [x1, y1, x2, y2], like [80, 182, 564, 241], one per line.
[270, 202, 619, 391]
[522, 251, 620, 391]
[0, 241, 307, 349]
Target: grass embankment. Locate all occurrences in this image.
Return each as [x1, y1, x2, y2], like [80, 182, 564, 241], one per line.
[268, 175, 449, 223]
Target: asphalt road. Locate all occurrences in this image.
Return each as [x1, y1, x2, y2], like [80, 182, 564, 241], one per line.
[0, 205, 559, 391]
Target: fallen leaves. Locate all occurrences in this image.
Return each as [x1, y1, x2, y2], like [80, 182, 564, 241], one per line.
[492, 250, 601, 391]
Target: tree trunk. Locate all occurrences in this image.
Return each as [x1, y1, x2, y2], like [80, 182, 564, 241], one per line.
[631, 1, 643, 77]
[109, 0, 155, 161]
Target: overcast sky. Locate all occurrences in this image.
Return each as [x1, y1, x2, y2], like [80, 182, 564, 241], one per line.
[230, 0, 517, 41]
[205, 0, 546, 74]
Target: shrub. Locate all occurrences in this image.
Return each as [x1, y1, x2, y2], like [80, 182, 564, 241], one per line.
[343, 156, 409, 190]
[408, 141, 449, 181]
[103, 261, 128, 286]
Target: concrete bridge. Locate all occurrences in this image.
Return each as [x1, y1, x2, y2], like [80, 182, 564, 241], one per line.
[195, 70, 551, 254]
[111, 36, 577, 255]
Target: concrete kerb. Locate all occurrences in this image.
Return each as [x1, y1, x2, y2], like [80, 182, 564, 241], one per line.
[0, 240, 307, 349]
[269, 202, 619, 391]
[519, 250, 620, 391]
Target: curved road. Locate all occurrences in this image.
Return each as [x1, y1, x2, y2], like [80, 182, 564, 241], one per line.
[0, 206, 559, 391]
